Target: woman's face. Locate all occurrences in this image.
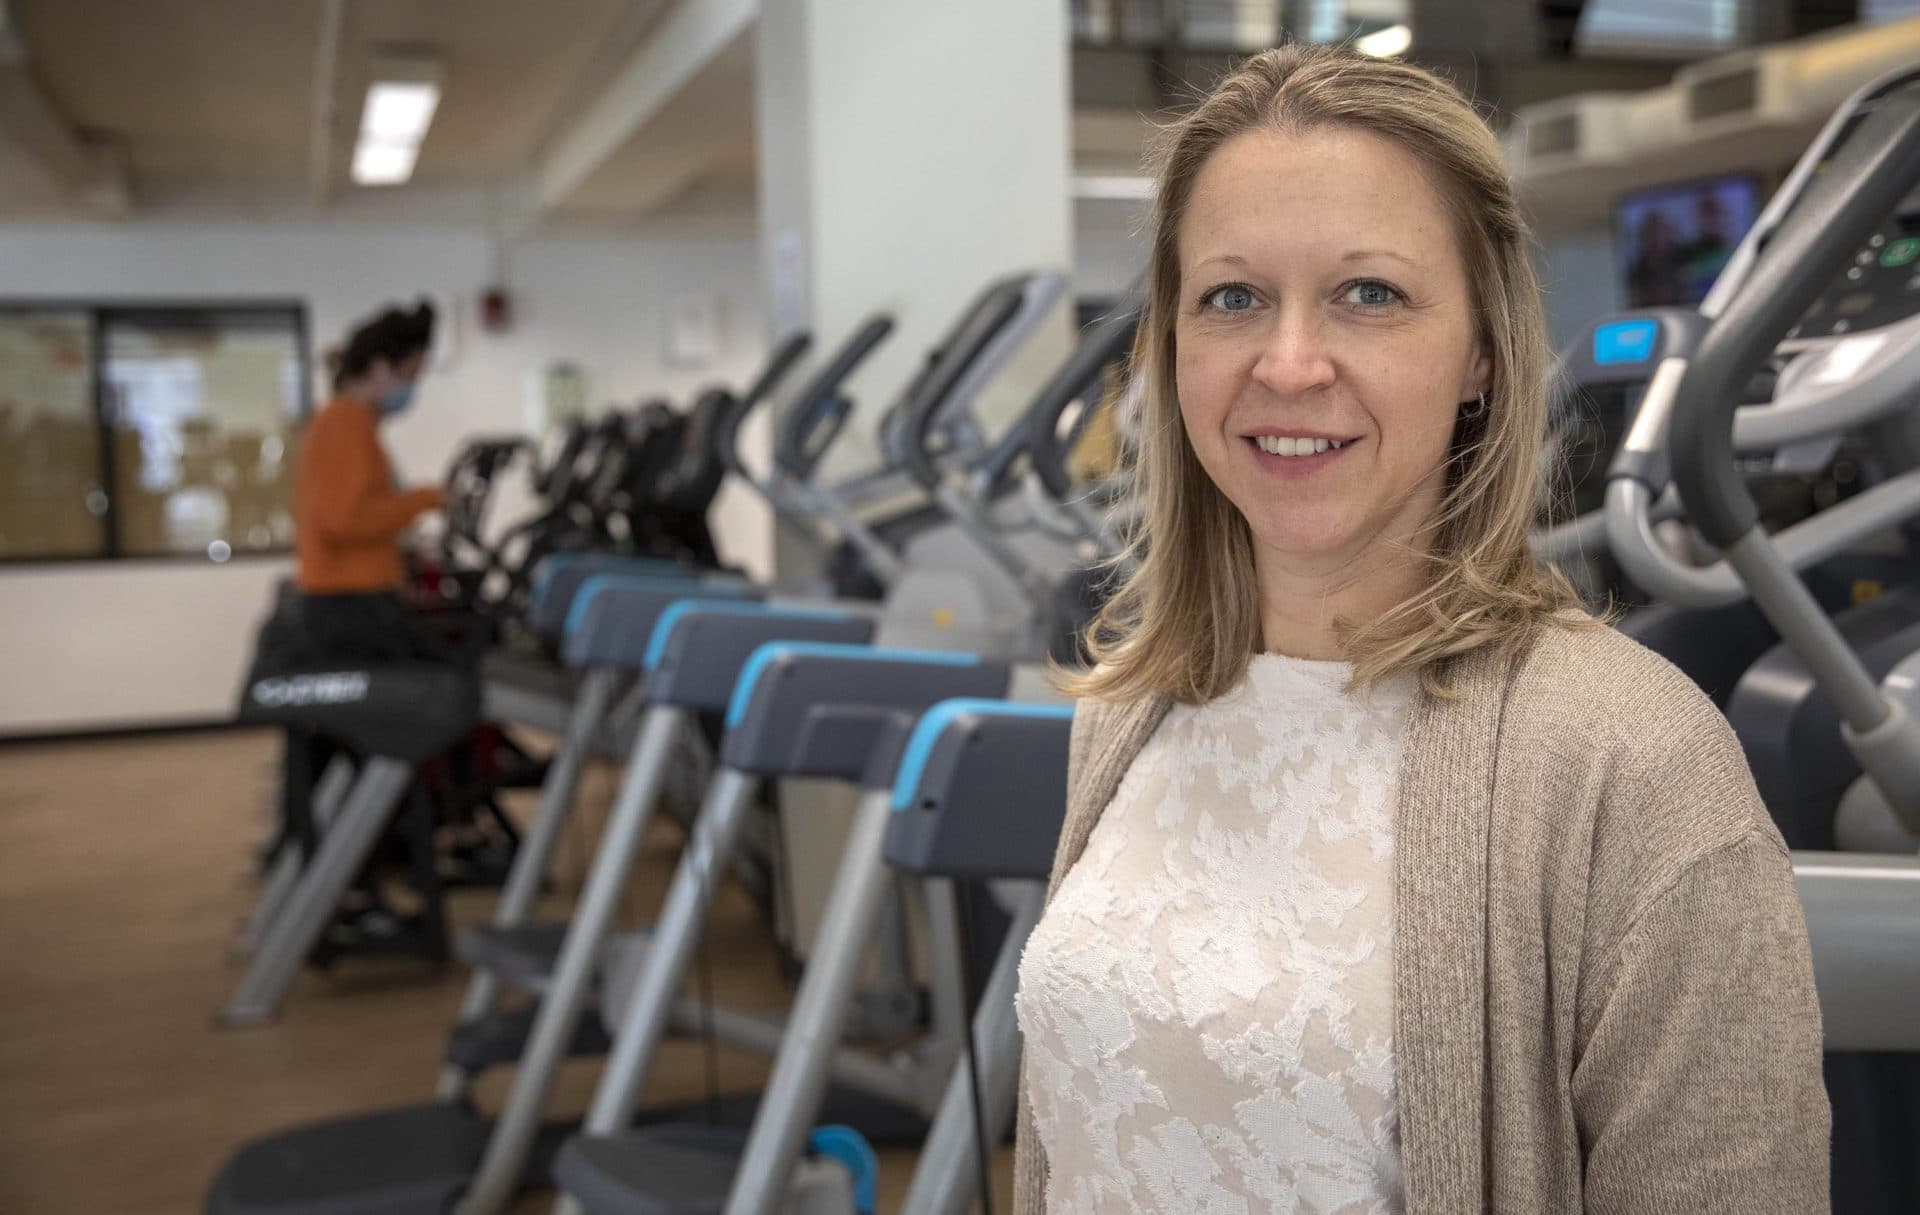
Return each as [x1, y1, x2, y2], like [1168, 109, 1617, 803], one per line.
[1174, 124, 1489, 581]
[368, 350, 427, 392]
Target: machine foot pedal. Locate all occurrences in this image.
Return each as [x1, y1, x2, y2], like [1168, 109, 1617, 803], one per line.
[206, 1102, 486, 1215]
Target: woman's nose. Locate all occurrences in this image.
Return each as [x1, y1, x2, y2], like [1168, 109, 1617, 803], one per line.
[1249, 310, 1336, 398]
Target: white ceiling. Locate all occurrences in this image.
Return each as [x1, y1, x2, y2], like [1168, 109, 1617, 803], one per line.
[1, 0, 702, 222]
[0, 0, 1841, 233]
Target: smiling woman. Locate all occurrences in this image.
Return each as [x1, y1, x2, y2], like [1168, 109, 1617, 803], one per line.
[1067, 45, 1583, 704]
[1175, 123, 1494, 660]
[1015, 42, 1829, 1215]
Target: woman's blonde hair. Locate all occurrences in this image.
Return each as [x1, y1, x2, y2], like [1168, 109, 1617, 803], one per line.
[1065, 43, 1585, 705]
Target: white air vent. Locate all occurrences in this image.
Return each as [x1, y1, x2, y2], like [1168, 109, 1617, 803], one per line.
[1688, 63, 1760, 121]
[1509, 14, 1920, 227]
[1528, 112, 1581, 159]
[1509, 93, 1645, 173]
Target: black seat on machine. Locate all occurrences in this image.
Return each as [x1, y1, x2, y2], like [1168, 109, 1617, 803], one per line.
[238, 661, 478, 764]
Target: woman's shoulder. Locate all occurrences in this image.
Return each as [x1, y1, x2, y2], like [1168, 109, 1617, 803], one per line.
[303, 396, 375, 442]
[1499, 616, 1785, 901]
[1064, 685, 1173, 790]
[1507, 615, 1739, 765]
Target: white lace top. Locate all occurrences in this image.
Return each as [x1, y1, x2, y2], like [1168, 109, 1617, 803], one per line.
[1015, 654, 1415, 1214]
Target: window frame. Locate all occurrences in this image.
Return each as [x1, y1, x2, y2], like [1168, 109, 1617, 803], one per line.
[0, 298, 311, 568]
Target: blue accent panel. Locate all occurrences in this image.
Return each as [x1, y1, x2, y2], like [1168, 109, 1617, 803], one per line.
[528, 555, 569, 617]
[806, 1126, 877, 1215]
[562, 573, 728, 637]
[724, 642, 979, 728]
[1593, 318, 1660, 366]
[643, 600, 853, 670]
[536, 553, 697, 619]
[890, 698, 1074, 809]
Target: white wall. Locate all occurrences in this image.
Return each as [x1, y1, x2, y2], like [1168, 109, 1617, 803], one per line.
[756, 0, 1077, 480]
[0, 220, 767, 734]
[1536, 227, 1623, 352]
[1073, 222, 1150, 302]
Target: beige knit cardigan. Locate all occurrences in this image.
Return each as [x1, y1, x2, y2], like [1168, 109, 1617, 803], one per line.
[1012, 621, 1831, 1213]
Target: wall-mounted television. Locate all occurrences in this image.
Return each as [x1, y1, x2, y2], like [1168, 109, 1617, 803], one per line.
[1614, 174, 1763, 308]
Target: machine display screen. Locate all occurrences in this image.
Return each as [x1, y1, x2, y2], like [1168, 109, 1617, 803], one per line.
[1615, 174, 1763, 308]
[1788, 210, 1920, 343]
[1592, 317, 1661, 365]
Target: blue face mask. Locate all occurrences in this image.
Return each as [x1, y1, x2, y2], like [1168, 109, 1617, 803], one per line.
[379, 381, 417, 417]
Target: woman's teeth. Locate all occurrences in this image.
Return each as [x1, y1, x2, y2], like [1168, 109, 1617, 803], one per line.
[1253, 435, 1347, 457]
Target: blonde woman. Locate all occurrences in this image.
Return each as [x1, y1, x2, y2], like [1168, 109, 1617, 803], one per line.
[1012, 45, 1829, 1214]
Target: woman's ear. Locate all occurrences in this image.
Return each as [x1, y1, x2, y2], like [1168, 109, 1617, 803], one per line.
[1467, 343, 1493, 400]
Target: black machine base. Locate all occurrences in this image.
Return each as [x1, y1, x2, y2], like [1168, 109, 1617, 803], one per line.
[206, 1103, 487, 1215]
[444, 1002, 614, 1076]
[456, 921, 576, 992]
[206, 1102, 584, 1215]
[556, 1124, 749, 1215]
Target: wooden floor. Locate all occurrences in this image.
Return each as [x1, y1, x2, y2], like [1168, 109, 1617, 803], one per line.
[0, 728, 1012, 1214]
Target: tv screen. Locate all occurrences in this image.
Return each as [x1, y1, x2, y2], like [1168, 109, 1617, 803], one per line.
[1615, 174, 1762, 308]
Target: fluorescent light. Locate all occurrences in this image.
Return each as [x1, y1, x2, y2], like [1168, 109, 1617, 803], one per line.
[1355, 23, 1413, 57]
[352, 140, 418, 186]
[350, 57, 442, 188]
[361, 82, 440, 143]
[1072, 174, 1156, 201]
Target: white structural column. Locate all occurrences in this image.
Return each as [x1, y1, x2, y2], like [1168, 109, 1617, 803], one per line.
[752, 1, 1075, 959]
[755, 0, 1076, 479]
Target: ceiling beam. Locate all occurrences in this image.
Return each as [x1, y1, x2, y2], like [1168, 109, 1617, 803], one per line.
[533, 0, 755, 215]
[308, 0, 346, 208]
[0, 0, 128, 214]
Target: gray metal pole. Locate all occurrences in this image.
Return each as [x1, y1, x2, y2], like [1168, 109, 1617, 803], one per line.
[438, 667, 619, 1099]
[217, 757, 415, 1027]
[455, 704, 683, 1215]
[232, 752, 354, 960]
[724, 791, 899, 1215]
[921, 877, 968, 1047]
[901, 884, 1045, 1215]
[662, 1001, 931, 1113]
[548, 767, 760, 1215]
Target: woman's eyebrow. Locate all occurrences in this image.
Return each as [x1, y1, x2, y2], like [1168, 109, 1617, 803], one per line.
[1342, 249, 1420, 268]
[1191, 253, 1249, 272]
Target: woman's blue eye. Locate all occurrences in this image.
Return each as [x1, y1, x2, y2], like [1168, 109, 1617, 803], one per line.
[1207, 284, 1257, 313]
[1346, 280, 1401, 308]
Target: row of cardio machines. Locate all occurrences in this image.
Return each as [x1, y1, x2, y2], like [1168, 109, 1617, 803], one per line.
[432, 380, 749, 628]
[223, 346, 763, 988]
[1537, 66, 1920, 1213]
[212, 267, 1140, 1214]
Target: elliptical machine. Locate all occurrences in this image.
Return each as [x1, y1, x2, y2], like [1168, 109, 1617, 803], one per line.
[1599, 67, 1920, 1214]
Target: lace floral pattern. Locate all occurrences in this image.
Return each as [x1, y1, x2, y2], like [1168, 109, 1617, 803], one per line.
[1016, 656, 1414, 1214]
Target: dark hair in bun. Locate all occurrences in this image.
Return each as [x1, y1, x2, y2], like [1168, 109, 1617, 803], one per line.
[331, 299, 436, 390]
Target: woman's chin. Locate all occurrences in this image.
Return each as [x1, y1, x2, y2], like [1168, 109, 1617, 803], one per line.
[1245, 517, 1359, 566]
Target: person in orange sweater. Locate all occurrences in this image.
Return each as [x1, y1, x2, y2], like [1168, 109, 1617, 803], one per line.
[288, 301, 469, 941]
[293, 301, 444, 658]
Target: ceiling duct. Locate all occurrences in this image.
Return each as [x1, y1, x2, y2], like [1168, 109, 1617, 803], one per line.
[1507, 14, 1920, 228]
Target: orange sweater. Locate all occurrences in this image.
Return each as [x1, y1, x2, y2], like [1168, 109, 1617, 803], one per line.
[293, 397, 442, 593]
